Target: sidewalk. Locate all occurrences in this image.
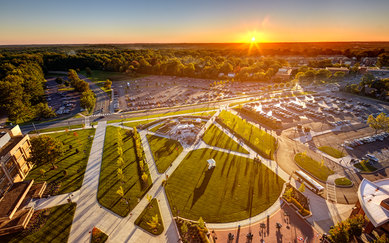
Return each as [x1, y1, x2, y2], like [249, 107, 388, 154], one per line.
[68, 121, 108, 242]
[29, 190, 80, 210]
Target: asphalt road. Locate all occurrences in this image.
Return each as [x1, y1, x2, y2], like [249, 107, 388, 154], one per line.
[19, 96, 250, 134]
[79, 74, 111, 114]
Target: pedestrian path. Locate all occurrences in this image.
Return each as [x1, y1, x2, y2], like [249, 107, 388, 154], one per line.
[29, 190, 80, 210]
[68, 121, 108, 242]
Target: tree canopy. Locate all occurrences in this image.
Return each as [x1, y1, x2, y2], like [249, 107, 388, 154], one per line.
[29, 135, 65, 168]
[367, 112, 389, 134]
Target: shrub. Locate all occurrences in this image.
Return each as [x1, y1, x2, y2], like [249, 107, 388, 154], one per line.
[335, 177, 352, 186]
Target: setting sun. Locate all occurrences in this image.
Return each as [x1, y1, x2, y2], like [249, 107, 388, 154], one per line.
[251, 36, 256, 42]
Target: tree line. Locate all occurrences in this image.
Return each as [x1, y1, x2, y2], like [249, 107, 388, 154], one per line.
[0, 53, 55, 124]
[0, 45, 387, 123]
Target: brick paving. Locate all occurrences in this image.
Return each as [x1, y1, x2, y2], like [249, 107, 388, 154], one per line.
[211, 204, 321, 243]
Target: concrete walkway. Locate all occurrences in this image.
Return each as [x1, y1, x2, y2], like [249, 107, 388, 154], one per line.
[29, 190, 80, 210]
[68, 121, 108, 242]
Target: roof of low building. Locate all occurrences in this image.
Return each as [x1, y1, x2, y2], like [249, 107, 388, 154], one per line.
[0, 181, 33, 219]
[358, 178, 389, 227]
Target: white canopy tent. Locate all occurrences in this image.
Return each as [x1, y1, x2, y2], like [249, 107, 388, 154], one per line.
[207, 159, 216, 170]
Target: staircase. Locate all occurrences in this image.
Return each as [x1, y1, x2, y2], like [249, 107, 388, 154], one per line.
[326, 182, 337, 203]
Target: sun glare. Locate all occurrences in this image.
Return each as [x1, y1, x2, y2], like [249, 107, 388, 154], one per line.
[251, 36, 256, 42]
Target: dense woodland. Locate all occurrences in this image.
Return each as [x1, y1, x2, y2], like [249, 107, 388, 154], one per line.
[0, 43, 388, 123]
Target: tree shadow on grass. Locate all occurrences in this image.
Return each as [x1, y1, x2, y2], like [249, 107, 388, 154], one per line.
[230, 160, 240, 195]
[191, 167, 214, 209]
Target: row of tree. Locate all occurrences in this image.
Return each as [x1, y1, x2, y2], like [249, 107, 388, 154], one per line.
[67, 69, 96, 112]
[294, 67, 346, 84]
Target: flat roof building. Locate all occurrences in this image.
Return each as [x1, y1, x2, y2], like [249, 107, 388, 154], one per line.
[350, 178, 389, 235]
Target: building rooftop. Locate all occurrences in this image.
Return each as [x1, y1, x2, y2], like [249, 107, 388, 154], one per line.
[0, 181, 33, 219]
[358, 178, 389, 227]
[0, 136, 24, 159]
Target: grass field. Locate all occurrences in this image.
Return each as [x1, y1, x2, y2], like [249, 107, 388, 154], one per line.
[28, 124, 85, 134]
[147, 135, 183, 173]
[58, 87, 75, 92]
[335, 177, 352, 186]
[294, 153, 334, 181]
[202, 124, 248, 154]
[108, 107, 215, 124]
[218, 111, 276, 159]
[0, 203, 76, 243]
[26, 129, 95, 195]
[149, 122, 165, 133]
[123, 119, 156, 128]
[318, 146, 345, 158]
[94, 81, 112, 97]
[134, 198, 164, 235]
[98, 126, 152, 217]
[165, 148, 284, 223]
[354, 160, 377, 172]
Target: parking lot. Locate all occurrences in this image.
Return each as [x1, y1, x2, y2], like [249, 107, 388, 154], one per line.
[111, 75, 267, 112]
[45, 77, 80, 116]
[239, 87, 389, 168]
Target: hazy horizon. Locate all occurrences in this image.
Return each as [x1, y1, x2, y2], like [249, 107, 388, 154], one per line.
[1, 0, 389, 45]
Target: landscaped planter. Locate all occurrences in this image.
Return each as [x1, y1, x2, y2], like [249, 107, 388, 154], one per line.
[282, 184, 312, 219]
[175, 217, 211, 243]
[91, 227, 108, 243]
[334, 177, 354, 188]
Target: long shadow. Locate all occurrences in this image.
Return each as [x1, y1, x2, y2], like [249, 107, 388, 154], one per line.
[191, 167, 214, 208]
[58, 151, 78, 163]
[276, 228, 283, 243]
[230, 160, 240, 195]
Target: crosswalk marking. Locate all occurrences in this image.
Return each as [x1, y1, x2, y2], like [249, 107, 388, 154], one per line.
[90, 113, 112, 117]
[326, 182, 337, 203]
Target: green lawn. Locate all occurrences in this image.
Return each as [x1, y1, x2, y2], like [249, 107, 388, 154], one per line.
[135, 198, 164, 235]
[294, 153, 334, 181]
[58, 87, 75, 92]
[147, 135, 183, 173]
[335, 177, 352, 186]
[165, 148, 285, 223]
[354, 160, 377, 172]
[26, 129, 95, 195]
[218, 110, 276, 159]
[0, 203, 76, 243]
[149, 122, 165, 133]
[123, 119, 156, 128]
[95, 81, 112, 98]
[202, 124, 248, 154]
[98, 126, 152, 217]
[108, 107, 216, 124]
[28, 124, 85, 134]
[318, 146, 345, 158]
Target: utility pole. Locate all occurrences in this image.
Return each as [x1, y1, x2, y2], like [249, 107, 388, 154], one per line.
[32, 122, 38, 135]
